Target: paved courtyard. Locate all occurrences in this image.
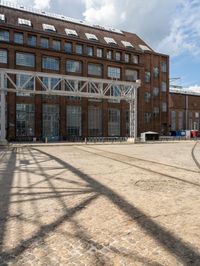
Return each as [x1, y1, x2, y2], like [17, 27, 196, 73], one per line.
[0, 141, 200, 266]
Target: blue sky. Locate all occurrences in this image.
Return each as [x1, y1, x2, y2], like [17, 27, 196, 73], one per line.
[10, 0, 200, 91]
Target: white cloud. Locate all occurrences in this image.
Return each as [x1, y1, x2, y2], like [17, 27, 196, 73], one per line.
[183, 85, 200, 94]
[82, 0, 200, 57]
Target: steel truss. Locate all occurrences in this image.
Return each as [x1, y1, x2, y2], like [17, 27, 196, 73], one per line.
[0, 68, 140, 142]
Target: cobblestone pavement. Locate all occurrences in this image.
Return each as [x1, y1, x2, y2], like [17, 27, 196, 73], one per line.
[0, 141, 200, 265]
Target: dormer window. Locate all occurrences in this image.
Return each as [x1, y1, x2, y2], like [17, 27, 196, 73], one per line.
[104, 37, 117, 45]
[139, 44, 151, 51]
[0, 14, 5, 22]
[18, 18, 32, 27]
[65, 28, 78, 37]
[85, 33, 98, 41]
[121, 41, 134, 48]
[42, 24, 56, 32]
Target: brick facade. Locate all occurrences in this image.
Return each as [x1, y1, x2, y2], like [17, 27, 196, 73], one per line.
[0, 3, 169, 141]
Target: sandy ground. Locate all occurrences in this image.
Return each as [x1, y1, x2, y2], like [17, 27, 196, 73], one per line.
[0, 141, 200, 266]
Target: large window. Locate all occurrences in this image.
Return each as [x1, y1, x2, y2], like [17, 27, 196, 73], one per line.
[88, 63, 102, 76]
[107, 50, 112, 60]
[108, 108, 120, 136]
[66, 60, 82, 73]
[41, 37, 49, 48]
[53, 40, 61, 51]
[161, 62, 167, 72]
[16, 52, 35, 67]
[132, 55, 139, 64]
[161, 81, 167, 92]
[115, 52, 121, 61]
[41, 77, 60, 100]
[108, 66, 121, 79]
[125, 53, 130, 63]
[171, 111, 176, 131]
[0, 50, 7, 64]
[125, 69, 138, 81]
[153, 87, 159, 97]
[0, 30, 9, 42]
[144, 113, 151, 123]
[28, 35, 37, 46]
[42, 57, 59, 71]
[76, 44, 83, 54]
[144, 92, 151, 103]
[178, 111, 184, 130]
[66, 106, 81, 137]
[162, 102, 167, 112]
[88, 106, 102, 136]
[65, 42, 72, 53]
[87, 46, 93, 56]
[145, 71, 150, 83]
[16, 74, 34, 96]
[153, 67, 159, 78]
[43, 104, 59, 140]
[16, 104, 35, 137]
[14, 32, 23, 44]
[97, 48, 103, 58]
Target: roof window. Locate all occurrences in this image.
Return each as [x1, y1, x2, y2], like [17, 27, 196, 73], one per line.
[85, 33, 98, 41]
[18, 18, 32, 26]
[104, 37, 117, 45]
[65, 28, 78, 37]
[121, 41, 134, 48]
[42, 23, 56, 32]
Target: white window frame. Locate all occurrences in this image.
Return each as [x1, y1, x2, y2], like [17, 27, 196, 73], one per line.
[0, 14, 5, 22]
[42, 23, 56, 32]
[139, 44, 151, 51]
[18, 18, 32, 27]
[85, 33, 98, 41]
[65, 28, 78, 37]
[104, 37, 117, 45]
[121, 41, 134, 48]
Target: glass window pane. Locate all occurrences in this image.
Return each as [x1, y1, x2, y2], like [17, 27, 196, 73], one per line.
[66, 60, 82, 73]
[16, 103, 35, 137]
[0, 30, 9, 42]
[0, 50, 7, 63]
[14, 32, 23, 44]
[108, 66, 121, 79]
[42, 57, 59, 71]
[41, 37, 49, 48]
[28, 35, 37, 46]
[125, 69, 138, 81]
[97, 48, 103, 58]
[53, 40, 61, 51]
[88, 63, 102, 76]
[65, 42, 72, 53]
[108, 108, 120, 136]
[66, 106, 81, 137]
[76, 44, 83, 54]
[16, 52, 35, 67]
[88, 106, 102, 136]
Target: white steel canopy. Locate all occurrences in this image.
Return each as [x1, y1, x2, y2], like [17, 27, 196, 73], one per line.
[0, 68, 140, 142]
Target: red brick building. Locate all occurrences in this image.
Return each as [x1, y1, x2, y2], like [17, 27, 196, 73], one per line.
[0, 1, 169, 141]
[169, 90, 200, 131]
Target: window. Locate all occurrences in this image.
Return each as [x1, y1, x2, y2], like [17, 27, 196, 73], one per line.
[189, 112, 193, 130]
[161, 62, 167, 72]
[76, 44, 83, 54]
[121, 41, 134, 48]
[115, 52, 121, 61]
[171, 111, 176, 131]
[66, 60, 82, 73]
[104, 37, 117, 45]
[42, 57, 59, 71]
[85, 33, 98, 41]
[16, 52, 35, 67]
[16, 74, 34, 96]
[65, 28, 78, 37]
[108, 109, 120, 136]
[65, 42, 72, 54]
[161, 81, 167, 92]
[145, 71, 150, 83]
[178, 111, 184, 130]
[43, 104, 59, 140]
[108, 67, 121, 79]
[66, 106, 82, 137]
[41, 37, 49, 48]
[153, 67, 159, 78]
[144, 113, 151, 123]
[88, 106, 102, 136]
[97, 48, 103, 58]
[18, 18, 31, 27]
[28, 35, 37, 46]
[125, 110, 129, 136]
[16, 104, 35, 137]
[125, 69, 138, 81]
[42, 24, 56, 32]
[87, 46, 93, 56]
[132, 55, 139, 64]
[162, 102, 167, 112]
[0, 14, 5, 22]
[0, 50, 7, 64]
[14, 32, 23, 44]
[153, 107, 159, 117]
[41, 77, 60, 100]
[0, 30, 9, 42]
[53, 40, 61, 51]
[144, 92, 151, 103]
[152, 87, 159, 97]
[88, 63, 102, 76]
[107, 50, 112, 60]
[139, 44, 151, 51]
[125, 54, 130, 63]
